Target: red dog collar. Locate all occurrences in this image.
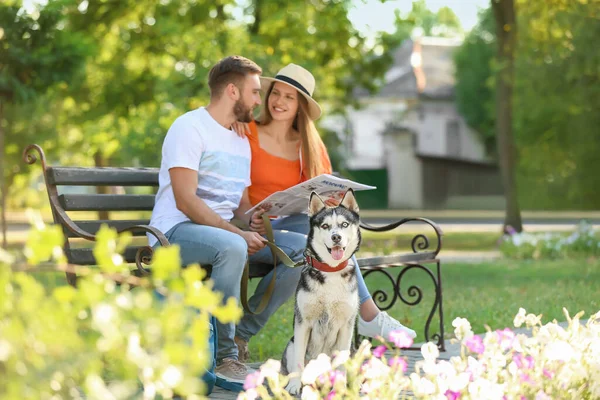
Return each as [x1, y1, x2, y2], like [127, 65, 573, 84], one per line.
[305, 255, 349, 273]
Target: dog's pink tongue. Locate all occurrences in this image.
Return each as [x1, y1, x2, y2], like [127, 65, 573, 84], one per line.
[331, 246, 344, 260]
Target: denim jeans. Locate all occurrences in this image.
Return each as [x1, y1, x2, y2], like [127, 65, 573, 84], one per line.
[266, 214, 372, 305]
[161, 221, 305, 362]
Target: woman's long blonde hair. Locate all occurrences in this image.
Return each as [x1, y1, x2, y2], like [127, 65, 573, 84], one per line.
[257, 82, 327, 179]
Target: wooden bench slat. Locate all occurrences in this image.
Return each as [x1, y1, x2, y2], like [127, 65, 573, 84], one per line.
[48, 167, 159, 186]
[357, 251, 437, 268]
[58, 194, 155, 211]
[65, 220, 151, 237]
[68, 247, 143, 265]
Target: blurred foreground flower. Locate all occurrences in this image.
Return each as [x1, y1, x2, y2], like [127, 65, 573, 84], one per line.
[237, 307, 600, 400]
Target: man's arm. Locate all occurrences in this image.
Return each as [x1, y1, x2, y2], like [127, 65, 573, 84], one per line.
[234, 189, 268, 236]
[233, 188, 253, 225]
[170, 167, 265, 253]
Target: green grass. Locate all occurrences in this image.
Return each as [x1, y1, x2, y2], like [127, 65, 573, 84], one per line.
[246, 258, 600, 362]
[361, 231, 501, 253]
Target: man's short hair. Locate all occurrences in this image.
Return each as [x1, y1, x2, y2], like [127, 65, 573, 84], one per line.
[208, 56, 262, 98]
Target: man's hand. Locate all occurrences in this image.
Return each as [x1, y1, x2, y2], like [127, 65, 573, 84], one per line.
[242, 231, 266, 255]
[249, 211, 267, 235]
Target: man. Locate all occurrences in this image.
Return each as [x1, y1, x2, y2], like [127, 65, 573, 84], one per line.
[148, 56, 306, 384]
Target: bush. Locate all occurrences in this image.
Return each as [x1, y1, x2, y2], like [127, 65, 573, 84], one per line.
[499, 220, 600, 260]
[238, 308, 600, 400]
[0, 213, 240, 399]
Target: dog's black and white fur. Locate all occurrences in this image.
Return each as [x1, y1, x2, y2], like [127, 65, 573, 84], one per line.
[281, 189, 362, 395]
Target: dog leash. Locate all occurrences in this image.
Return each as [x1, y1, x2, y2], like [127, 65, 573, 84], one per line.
[240, 214, 304, 315]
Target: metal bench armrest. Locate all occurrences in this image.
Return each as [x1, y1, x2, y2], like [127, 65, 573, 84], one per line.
[360, 217, 443, 257]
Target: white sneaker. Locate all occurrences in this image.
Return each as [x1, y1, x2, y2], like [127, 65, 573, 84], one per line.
[358, 311, 417, 340]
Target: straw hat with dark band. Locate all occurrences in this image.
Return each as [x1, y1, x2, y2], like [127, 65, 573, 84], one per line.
[260, 63, 322, 120]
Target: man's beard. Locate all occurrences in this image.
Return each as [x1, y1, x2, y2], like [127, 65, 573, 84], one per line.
[233, 98, 254, 123]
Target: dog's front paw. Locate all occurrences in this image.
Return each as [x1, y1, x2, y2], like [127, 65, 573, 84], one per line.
[286, 377, 302, 396]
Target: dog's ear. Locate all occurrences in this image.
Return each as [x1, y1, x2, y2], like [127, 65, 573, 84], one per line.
[308, 192, 326, 217]
[339, 189, 359, 213]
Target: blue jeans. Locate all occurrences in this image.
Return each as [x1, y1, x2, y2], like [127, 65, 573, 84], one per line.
[161, 221, 305, 362]
[265, 214, 372, 305]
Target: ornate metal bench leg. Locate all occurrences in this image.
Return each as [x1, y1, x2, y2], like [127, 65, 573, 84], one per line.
[437, 260, 445, 351]
[356, 262, 445, 352]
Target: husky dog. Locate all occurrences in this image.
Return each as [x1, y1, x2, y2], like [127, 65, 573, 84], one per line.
[282, 189, 362, 395]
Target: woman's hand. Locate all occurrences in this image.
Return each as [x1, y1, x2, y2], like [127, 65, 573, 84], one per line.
[324, 191, 345, 207]
[249, 210, 267, 235]
[325, 198, 340, 207]
[231, 121, 250, 138]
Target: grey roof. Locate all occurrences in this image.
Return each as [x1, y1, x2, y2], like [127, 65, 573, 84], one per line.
[355, 36, 461, 100]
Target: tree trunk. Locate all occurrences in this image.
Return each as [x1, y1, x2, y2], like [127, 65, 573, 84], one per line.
[0, 100, 6, 249]
[94, 150, 110, 221]
[250, 0, 262, 35]
[491, 0, 523, 233]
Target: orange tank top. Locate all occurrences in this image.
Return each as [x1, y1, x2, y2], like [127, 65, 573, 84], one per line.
[247, 120, 332, 206]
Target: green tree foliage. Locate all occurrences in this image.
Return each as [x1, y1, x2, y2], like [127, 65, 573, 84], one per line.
[398, 0, 462, 37]
[45, 0, 401, 170]
[454, 8, 496, 153]
[514, 0, 600, 210]
[0, 0, 89, 246]
[454, 0, 600, 210]
[0, 0, 407, 218]
[1, 217, 241, 398]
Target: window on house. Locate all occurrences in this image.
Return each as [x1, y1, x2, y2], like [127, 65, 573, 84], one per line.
[446, 119, 460, 157]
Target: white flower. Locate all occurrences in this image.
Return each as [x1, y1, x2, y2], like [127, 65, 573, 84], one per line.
[452, 317, 473, 340]
[448, 372, 470, 392]
[301, 353, 332, 385]
[161, 365, 182, 387]
[544, 340, 574, 362]
[525, 312, 542, 328]
[468, 378, 505, 400]
[363, 357, 389, 380]
[513, 307, 527, 327]
[421, 342, 440, 361]
[332, 350, 350, 368]
[300, 385, 320, 400]
[410, 373, 436, 396]
[466, 356, 485, 380]
[260, 359, 281, 380]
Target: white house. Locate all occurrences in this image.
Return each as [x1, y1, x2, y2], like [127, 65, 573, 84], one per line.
[322, 36, 504, 210]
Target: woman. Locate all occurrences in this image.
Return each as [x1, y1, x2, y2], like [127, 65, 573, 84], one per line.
[233, 63, 416, 362]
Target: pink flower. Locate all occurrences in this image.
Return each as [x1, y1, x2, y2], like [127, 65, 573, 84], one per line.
[520, 373, 535, 385]
[389, 329, 414, 348]
[496, 328, 516, 351]
[373, 345, 387, 358]
[388, 356, 408, 372]
[318, 373, 328, 385]
[465, 335, 485, 354]
[513, 353, 535, 369]
[329, 370, 345, 386]
[543, 368, 554, 379]
[243, 371, 264, 390]
[445, 390, 461, 400]
[326, 390, 336, 400]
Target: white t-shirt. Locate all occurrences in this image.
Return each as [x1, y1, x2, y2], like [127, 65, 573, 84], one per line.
[148, 107, 251, 246]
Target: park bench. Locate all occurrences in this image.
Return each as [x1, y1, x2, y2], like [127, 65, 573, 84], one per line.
[23, 143, 446, 351]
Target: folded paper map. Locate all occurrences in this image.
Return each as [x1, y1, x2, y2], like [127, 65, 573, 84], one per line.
[245, 174, 376, 216]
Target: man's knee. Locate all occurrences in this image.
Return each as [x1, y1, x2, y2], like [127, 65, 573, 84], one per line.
[216, 234, 248, 266]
